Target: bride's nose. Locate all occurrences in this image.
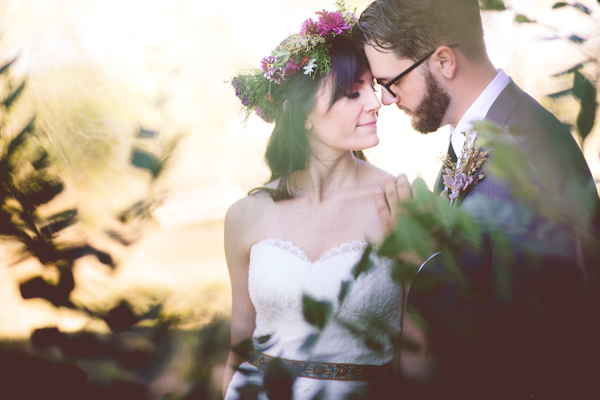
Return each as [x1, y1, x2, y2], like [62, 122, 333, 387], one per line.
[366, 89, 381, 113]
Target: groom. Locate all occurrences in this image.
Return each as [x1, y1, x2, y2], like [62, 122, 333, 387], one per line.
[354, 0, 599, 398]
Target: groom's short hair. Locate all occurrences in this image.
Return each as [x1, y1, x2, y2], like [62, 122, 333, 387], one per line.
[356, 0, 488, 63]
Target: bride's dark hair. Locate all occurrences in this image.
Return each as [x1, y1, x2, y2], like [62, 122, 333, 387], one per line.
[250, 36, 369, 201]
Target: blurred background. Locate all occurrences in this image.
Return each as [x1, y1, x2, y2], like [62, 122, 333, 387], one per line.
[0, 0, 598, 398]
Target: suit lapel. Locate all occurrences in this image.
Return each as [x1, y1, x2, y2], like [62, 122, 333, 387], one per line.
[484, 78, 521, 126]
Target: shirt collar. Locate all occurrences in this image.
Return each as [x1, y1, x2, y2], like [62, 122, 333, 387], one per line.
[450, 69, 510, 155]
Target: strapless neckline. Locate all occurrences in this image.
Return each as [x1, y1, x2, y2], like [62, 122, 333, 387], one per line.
[251, 238, 370, 264]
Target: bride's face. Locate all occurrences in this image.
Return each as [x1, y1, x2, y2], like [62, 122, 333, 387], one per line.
[305, 70, 381, 156]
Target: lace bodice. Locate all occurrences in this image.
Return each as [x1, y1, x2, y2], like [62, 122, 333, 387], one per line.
[248, 238, 403, 365]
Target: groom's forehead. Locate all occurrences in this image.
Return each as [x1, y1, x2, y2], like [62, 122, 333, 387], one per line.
[364, 45, 413, 79]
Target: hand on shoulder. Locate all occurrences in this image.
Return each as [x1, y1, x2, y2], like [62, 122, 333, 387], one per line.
[374, 172, 412, 234]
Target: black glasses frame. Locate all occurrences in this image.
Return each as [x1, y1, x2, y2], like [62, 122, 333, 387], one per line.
[377, 43, 458, 98]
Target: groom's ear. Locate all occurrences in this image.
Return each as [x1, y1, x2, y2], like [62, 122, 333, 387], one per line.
[432, 45, 457, 80]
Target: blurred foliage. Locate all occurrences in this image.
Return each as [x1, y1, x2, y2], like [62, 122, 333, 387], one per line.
[479, 0, 507, 11]
[301, 295, 332, 331]
[0, 54, 228, 399]
[377, 121, 600, 398]
[483, 1, 600, 146]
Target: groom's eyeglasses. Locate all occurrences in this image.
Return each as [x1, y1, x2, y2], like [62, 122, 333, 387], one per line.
[375, 43, 458, 98]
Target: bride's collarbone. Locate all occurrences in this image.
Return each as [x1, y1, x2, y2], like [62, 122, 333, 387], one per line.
[277, 190, 375, 212]
[251, 187, 382, 241]
[268, 206, 374, 230]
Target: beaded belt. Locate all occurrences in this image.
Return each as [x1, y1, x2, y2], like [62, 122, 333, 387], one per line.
[249, 351, 392, 382]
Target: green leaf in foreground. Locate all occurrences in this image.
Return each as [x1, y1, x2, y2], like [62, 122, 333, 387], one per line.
[352, 244, 372, 279]
[515, 14, 534, 23]
[302, 295, 332, 330]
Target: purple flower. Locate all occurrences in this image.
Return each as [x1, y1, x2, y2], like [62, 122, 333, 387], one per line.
[265, 66, 285, 83]
[254, 106, 274, 123]
[316, 11, 350, 36]
[261, 55, 285, 83]
[443, 170, 474, 200]
[284, 61, 300, 76]
[260, 56, 277, 73]
[231, 77, 250, 106]
[254, 106, 265, 120]
[300, 18, 319, 36]
[238, 93, 250, 106]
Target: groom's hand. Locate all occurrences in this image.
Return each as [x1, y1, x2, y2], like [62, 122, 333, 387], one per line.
[375, 173, 411, 234]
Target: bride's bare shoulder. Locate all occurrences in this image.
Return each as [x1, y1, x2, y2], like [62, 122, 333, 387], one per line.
[359, 160, 397, 186]
[225, 190, 275, 226]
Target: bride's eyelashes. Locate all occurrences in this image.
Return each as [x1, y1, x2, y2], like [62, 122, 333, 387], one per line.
[344, 80, 365, 99]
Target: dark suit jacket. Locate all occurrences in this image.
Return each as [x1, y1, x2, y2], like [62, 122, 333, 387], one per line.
[407, 79, 600, 399]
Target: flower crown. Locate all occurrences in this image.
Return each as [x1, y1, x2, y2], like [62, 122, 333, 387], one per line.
[231, 1, 357, 123]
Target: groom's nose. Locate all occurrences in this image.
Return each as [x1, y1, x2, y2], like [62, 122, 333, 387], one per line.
[381, 89, 399, 106]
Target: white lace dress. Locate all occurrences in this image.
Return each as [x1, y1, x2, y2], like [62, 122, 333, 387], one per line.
[225, 239, 403, 400]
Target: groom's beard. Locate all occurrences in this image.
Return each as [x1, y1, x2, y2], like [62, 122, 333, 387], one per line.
[408, 69, 451, 134]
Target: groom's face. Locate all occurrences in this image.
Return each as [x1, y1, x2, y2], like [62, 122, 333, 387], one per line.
[411, 68, 451, 133]
[365, 44, 451, 134]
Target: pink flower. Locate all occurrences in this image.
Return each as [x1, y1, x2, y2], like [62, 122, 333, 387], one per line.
[261, 56, 285, 83]
[300, 18, 319, 36]
[284, 61, 300, 76]
[315, 11, 350, 36]
[260, 55, 277, 73]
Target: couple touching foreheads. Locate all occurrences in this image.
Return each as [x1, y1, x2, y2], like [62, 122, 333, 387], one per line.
[224, 0, 599, 399]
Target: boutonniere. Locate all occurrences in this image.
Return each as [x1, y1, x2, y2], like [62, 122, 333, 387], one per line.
[442, 132, 490, 203]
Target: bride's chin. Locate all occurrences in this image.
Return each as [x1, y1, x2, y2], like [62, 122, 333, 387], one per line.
[366, 136, 380, 148]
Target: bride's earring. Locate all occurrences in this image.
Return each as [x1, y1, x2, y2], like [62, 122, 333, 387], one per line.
[305, 122, 312, 131]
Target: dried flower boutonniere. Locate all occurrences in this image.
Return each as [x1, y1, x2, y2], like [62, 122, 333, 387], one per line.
[441, 133, 490, 203]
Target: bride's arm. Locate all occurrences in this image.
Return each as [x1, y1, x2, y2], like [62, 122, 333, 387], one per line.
[222, 200, 257, 398]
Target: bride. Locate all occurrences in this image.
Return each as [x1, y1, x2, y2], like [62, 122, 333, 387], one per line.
[223, 4, 403, 399]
